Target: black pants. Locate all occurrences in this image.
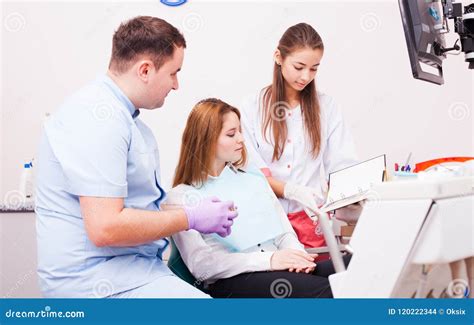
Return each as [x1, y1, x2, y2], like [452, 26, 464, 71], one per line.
[209, 254, 352, 298]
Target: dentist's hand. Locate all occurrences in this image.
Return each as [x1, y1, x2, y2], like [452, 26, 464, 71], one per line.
[283, 182, 322, 216]
[184, 196, 237, 237]
[270, 249, 316, 271]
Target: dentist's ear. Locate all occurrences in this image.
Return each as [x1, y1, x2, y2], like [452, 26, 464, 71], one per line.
[136, 60, 153, 82]
[274, 49, 282, 66]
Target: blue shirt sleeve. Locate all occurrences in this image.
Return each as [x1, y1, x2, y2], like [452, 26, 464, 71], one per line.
[45, 96, 130, 197]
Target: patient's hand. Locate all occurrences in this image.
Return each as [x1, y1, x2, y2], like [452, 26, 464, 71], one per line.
[288, 253, 318, 273]
[289, 266, 315, 274]
[270, 249, 316, 271]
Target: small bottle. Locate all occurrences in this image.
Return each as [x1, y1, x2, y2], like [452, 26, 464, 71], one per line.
[19, 162, 34, 200]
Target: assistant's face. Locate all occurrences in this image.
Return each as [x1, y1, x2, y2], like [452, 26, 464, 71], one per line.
[280, 47, 323, 92]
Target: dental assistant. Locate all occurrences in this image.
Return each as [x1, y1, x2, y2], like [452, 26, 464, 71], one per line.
[240, 23, 358, 250]
[35, 16, 237, 298]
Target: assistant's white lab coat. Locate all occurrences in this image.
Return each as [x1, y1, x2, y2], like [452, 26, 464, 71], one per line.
[240, 90, 358, 214]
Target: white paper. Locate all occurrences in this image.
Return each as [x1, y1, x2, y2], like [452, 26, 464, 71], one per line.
[322, 155, 386, 211]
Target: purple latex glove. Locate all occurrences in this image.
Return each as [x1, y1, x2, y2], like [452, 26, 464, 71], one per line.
[184, 196, 238, 237]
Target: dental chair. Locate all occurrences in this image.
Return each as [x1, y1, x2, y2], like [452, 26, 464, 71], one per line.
[167, 238, 208, 293]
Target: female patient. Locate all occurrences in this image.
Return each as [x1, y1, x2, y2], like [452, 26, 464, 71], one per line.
[163, 98, 350, 298]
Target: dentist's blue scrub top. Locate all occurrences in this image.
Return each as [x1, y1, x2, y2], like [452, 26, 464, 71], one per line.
[35, 75, 173, 298]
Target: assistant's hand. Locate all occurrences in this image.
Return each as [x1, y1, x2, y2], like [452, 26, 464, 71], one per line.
[283, 182, 322, 214]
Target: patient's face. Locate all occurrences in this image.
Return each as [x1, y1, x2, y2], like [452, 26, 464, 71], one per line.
[216, 112, 245, 164]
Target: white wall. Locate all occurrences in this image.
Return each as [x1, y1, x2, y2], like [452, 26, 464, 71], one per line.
[1, 0, 473, 297]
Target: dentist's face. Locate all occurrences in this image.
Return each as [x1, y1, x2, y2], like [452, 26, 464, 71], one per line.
[216, 112, 245, 164]
[142, 46, 184, 109]
[278, 47, 323, 92]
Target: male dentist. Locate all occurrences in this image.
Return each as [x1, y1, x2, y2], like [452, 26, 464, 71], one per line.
[35, 16, 237, 298]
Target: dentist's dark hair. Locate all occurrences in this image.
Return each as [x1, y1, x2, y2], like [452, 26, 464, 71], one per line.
[262, 23, 324, 161]
[109, 16, 186, 74]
